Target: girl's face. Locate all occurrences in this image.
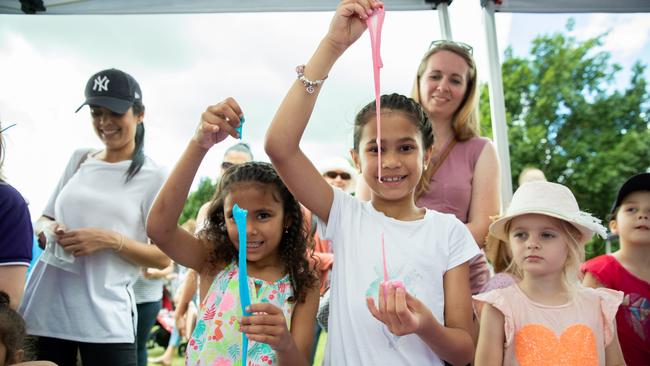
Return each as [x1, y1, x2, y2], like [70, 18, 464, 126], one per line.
[223, 182, 286, 267]
[352, 111, 432, 205]
[418, 50, 469, 121]
[509, 214, 570, 278]
[90, 106, 142, 156]
[611, 191, 650, 246]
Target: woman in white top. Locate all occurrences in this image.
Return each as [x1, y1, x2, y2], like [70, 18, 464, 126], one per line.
[19, 68, 170, 366]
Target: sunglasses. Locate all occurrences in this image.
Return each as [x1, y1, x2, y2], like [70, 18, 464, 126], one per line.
[324, 171, 351, 180]
[0, 123, 16, 133]
[428, 40, 473, 55]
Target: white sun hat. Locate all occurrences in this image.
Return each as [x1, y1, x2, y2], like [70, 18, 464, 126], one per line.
[489, 181, 607, 244]
[318, 156, 356, 176]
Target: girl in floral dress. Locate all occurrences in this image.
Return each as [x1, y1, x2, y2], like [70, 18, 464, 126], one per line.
[147, 97, 320, 366]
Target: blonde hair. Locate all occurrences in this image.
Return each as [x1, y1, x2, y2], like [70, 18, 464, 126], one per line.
[504, 216, 585, 291]
[411, 42, 479, 141]
[485, 234, 515, 275]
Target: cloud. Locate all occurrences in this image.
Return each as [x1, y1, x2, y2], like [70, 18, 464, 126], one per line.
[574, 14, 650, 57]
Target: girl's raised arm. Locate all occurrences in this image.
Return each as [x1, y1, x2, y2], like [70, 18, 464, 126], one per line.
[265, 0, 383, 222]
[147, 98, 242, 272]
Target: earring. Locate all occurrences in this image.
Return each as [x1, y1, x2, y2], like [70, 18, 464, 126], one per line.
[284, 227, 289, 234]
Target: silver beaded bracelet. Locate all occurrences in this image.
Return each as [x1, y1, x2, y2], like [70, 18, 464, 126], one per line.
[296, 64, 328, 94]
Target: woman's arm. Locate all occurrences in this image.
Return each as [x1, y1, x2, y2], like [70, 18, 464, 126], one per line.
[56, 227, 171, 269]
[474, 303, 505, 366]
[174, 269, 198, 338]
[144, 260, 175, 279]
[265, 0, 383, 222]
[466, 142, 500, 247]
[147, 98, 242, 272]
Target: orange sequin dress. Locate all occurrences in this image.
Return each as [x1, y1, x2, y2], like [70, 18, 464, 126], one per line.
[474, 284, 622, 366]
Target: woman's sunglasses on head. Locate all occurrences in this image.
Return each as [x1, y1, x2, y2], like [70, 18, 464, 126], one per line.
[0, 123, 16, 133]
[221, 161, 235, 170]
[324, 171, 351, 180]
[428, 40, 473, 55]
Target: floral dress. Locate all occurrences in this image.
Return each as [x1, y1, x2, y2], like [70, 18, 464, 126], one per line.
[186, 262, 294, 366]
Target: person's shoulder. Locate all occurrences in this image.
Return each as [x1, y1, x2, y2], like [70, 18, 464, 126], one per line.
[578, 285, 623, 300]
[425, 208, 465, 228]
[582, 254, 617, 272]
[460, 135, 490, 148]
[474, 284, 517, 305]
[0, 182, 28, 207]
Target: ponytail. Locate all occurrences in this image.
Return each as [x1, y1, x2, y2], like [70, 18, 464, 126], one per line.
[125, 103, 146, 182]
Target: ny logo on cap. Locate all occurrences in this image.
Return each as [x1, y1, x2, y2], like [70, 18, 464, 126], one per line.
[93, 75, 110, 92]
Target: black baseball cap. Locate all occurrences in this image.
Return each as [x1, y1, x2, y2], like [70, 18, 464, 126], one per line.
[610, 172, 650, 214]
[75, 68, 142, 114]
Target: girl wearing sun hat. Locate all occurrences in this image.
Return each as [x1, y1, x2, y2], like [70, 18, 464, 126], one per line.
[474, 181, 626, 365]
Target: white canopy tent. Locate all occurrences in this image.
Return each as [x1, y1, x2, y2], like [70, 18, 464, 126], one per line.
[0, 0, 439, 14]
[2, 0, 649, 209]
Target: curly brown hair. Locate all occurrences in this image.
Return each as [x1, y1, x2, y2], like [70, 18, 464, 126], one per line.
[0, 291, 26, 365]
[200, 161, 318, 303]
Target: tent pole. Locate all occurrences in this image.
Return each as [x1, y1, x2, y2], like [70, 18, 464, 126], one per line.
[482, 0, 513, 210]
[437, 2, 453, 40]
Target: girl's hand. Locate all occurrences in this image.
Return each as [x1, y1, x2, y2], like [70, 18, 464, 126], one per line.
[193, 97, 243, 149]
[325, 0, 384, 53]
[366, 281, 433, 336]
[240, 303, 294, 352]
[56, 228, 122, 257]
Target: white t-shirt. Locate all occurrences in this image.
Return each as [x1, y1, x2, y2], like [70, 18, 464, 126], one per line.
[318, 189, 479, 365]
[19, 148, 166, 343]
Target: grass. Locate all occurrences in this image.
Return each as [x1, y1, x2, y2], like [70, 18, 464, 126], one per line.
[146, 332, 327, 366]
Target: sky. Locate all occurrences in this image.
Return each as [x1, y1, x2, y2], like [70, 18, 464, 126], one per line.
[1, 3, 649, 221]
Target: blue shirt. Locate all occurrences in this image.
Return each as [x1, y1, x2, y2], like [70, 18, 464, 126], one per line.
[0, 182, 33, 266]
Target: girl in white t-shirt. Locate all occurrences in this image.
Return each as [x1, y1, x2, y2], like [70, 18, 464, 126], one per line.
[147, 97, 320, 366]
[265, 1, 478, 364]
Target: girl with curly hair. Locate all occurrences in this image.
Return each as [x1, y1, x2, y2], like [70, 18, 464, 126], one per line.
[147, 97, 319, 366]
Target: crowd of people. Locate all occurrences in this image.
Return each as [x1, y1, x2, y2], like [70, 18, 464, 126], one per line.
[0, 0, 648, 365]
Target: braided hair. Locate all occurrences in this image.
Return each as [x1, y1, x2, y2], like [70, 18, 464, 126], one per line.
[353, 93, 433, 152]
[201, 161, 317, 303]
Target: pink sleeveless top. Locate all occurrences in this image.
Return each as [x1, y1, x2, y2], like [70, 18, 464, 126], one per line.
[416, 136, 491, 294]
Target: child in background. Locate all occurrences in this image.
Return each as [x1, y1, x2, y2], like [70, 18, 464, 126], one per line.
[582, 172, 650, 365]
[264, 1, 478, 364]
[146, 97, 319, 366]
[0, 291, 56, 366]
[474, 181, 626, 365]
[473, 227, 520, 319]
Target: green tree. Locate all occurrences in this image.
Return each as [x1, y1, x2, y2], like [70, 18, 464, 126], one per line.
[179, 177, 216, 225]
[479, 23, 650, 258]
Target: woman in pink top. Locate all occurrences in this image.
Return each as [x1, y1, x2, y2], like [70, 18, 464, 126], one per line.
[358, 41, 500, 294]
